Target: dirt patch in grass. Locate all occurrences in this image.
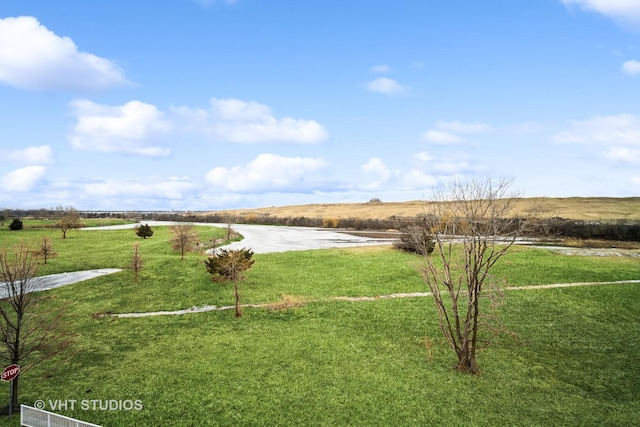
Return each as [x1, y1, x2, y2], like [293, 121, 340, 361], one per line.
[561, 238, 640, 250]
[264, 294, 308, 310]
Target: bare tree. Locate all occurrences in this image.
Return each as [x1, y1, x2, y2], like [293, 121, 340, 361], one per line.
[417, 178, 539, 374]
[0, 242, 74, 412]
[34, 236, 57, 265]
[225, 216, 236, 241]
[54, 206, 81, 239]
[204, 248, 255, 317]
[169, 223, 199, 260]
[130, 243, 143, 281]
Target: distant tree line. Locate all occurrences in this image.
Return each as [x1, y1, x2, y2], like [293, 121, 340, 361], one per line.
[142, 212, 640, 242]
[542, 217, 640, 242]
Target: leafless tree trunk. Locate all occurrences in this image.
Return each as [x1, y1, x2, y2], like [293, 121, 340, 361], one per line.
[130, 243, 143, 281]
[35, 236, 57, 265]
[225, 216, 236, 241]
[54, 206, 80, 239]
[0, 242, 74, 412]
[169, 223, 199, 260]
[417, 178, 540, 374]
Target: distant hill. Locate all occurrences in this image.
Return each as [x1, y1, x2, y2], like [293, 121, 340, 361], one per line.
[207, 197, 640, 222]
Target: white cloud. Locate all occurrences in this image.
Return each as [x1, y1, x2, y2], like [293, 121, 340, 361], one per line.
[413, 152, 472, 177]
[358, 152, 471, 192]
[68, 97, 329, 156]
[0, 16, 130, 91]
[83, 177, 198, 199]
[370, 64, 391, 73]
[362, 158, 392, 181]
[553, 114, 640, 144]
[422, 130, 462, 144]
[604, 147, 640, 164]
[68, 99, 172, 156]
[366, 77, 406, 96]
[1, 166, 46, 192]
[398, 169, 438, 189]
[0, 145, 53, 164]
[434, 120, 493, 134]
[423, 120, 492, 144]
[360, 157, 395, 190]
[555, 114, 640, 166]
[413, 152, 434, 163]
[172, 98, 329, 143]
[561, 0, 640, 30]
[206, 153, 326, 193]
[622, 60, 640, 75]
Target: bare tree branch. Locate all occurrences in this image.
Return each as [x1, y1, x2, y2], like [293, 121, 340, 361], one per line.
[0, 241, 74, 411]
[416, 178, 541, 374]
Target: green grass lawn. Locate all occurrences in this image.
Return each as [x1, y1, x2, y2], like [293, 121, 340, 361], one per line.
[0, 223, 639, 426]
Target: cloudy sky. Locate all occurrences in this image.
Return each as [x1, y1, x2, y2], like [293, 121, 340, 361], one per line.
[1, 0, 639, 211]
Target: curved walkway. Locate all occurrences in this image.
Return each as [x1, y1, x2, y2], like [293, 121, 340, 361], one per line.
[111, 279, 640, 318]
[82, 221, 395, 254]
[0, 268, 122, 298]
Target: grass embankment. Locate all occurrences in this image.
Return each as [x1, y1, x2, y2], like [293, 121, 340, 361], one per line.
[0, 223, 638, 426]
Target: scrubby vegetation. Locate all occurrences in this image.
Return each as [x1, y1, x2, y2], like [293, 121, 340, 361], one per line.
[393, 225, 435, 255]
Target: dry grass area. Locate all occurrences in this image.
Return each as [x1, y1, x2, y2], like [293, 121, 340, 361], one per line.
[208, 197, 640, 222]
[560, 238, 640, 250]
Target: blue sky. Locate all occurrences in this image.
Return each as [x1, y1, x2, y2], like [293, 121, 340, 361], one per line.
[0, 0, 639, 211]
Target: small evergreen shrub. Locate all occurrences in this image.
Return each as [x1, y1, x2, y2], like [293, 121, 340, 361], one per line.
[8, 219, 23, 230]
[135, 223, 154, 239]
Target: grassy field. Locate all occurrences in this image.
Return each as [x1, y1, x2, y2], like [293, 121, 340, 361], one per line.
[12, 218, 137, 229]
[207, 196, 640, 221]
[0, 222, 639, 426]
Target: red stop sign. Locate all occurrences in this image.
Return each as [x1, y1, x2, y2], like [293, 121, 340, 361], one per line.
[1, 364, 20, 381]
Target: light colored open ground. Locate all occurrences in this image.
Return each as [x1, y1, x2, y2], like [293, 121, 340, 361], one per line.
[204, 197, 640, 221]
[83, 221, 396, 254]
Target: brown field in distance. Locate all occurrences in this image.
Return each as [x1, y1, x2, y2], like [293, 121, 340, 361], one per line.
[208, 197, 640, 222]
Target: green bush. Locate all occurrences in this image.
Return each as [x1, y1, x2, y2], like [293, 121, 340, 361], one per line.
[135, 223, 154, 239]
[8, 218, 23, 230]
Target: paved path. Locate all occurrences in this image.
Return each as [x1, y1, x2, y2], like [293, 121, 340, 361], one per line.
[0, 268, 122, 298]
[82, 221, 396, 254]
